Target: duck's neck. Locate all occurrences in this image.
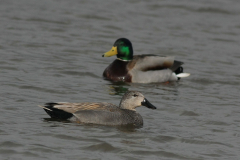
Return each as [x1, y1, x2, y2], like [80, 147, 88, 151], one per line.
[119, 101, 136, 111]
[117, 58, 131, 62]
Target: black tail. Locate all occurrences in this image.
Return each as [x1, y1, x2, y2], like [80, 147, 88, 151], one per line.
[170, 60, 184, 74]
[43, 103, 73, 120]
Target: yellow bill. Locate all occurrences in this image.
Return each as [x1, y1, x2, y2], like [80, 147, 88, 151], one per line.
[102, 46, 118, 57]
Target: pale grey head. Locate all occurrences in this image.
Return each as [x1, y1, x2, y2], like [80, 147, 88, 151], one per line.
[119, 91, 156, 111]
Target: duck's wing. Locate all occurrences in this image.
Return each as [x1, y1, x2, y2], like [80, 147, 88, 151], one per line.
[40, 102, 117, 113]
[131, 55, 177, 71]
[127, 55, 188, 83]
[38, 102, 119, 120]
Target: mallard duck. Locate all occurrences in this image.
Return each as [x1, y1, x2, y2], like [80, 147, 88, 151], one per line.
[102, 38, 190, 83]
[39, 91, 156, 126]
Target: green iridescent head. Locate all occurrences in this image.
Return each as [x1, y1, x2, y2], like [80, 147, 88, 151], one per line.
[102, 38, 133, 61]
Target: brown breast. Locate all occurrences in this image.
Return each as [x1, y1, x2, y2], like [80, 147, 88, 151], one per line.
[103, 59, 133, 82]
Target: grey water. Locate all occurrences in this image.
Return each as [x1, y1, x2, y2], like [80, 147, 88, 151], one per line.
[1, 0, 240, 159]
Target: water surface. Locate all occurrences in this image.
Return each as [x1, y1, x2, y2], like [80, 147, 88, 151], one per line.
[1, 0, 240, 159]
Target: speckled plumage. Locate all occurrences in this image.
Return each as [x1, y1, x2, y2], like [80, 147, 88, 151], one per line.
[39, 91, 156, 126]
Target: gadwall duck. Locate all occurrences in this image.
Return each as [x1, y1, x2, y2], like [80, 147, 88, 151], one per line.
[39, 91, 156, 126]
[102, 38, 190, 83]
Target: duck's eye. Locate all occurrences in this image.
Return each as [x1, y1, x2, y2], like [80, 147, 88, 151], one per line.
[133, 94, 138, 97]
